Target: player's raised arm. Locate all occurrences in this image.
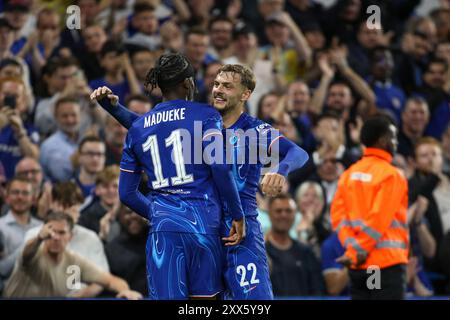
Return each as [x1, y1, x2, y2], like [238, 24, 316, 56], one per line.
[90, 86, 139, 129]
[118, 131, 152, 219]
[261, 127, 309, 197]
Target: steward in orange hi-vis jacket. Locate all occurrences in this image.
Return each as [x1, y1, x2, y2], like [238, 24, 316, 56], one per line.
[331, 116, 409, 300]
[331, 147, 409, 269]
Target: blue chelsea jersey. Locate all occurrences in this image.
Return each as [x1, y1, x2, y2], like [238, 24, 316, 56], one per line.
[120, 100, 225, 235]
[224, 112, 282, 217]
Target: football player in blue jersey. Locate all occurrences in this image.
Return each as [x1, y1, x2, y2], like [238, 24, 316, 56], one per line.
[91, 54, 246, 300]
[92, 62, 309, 300]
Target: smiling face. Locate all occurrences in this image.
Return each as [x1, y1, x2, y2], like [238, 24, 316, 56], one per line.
[269, 197, 297, 234]
[212, 71, 250, 115]
[415, 142, 443, 174]
[6, 180, 33, 215]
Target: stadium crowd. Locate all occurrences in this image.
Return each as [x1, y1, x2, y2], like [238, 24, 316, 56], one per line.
[0, 0, 449, 298]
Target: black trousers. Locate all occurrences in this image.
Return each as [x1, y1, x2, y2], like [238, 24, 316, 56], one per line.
[349, 264, 407, 300]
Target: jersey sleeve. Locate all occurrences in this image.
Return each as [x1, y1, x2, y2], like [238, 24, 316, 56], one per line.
[97, 98, 139, 129]
[119, 129, 142, 173]
[202, 112, 244, 221]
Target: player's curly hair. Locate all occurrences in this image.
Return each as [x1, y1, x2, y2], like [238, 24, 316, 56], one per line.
[144, 53, 194, 94]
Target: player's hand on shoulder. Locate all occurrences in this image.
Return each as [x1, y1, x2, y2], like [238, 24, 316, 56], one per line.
[90, 86, 119, 106]
[260, 172, 286, 197]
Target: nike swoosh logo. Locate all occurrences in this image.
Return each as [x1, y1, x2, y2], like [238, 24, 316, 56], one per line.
[243, 286, 257, 294]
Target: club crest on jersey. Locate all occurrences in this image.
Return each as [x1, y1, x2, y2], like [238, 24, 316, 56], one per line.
[255, 123, 271, 135]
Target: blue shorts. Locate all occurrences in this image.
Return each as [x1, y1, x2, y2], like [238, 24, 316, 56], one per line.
[222, 216, 274, 300]
[146, 232, 224, 300]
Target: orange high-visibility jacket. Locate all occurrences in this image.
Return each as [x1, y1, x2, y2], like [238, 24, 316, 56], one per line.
[331, 148, 409, 270]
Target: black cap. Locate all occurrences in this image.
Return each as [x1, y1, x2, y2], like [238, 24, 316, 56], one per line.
[100, 40, 126, 57]
[0, 18, 13, 30]
[301, 21, 323, 33]
[4, 0, 31, 12]
[233, 21, 254, 39]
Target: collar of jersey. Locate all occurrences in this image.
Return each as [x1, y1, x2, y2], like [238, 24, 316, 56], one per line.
[363, 147, 392, 163]
[229, 112, 247, 130]
[153, 99, 186, 111]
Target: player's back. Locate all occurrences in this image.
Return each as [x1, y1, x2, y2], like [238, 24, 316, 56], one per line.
[124, 99, 223, 235]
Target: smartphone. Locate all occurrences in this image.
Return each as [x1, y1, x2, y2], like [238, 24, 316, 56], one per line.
[3, 95, 16, 109]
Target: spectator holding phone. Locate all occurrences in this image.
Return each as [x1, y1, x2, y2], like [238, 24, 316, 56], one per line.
[0, 77, 39, 180]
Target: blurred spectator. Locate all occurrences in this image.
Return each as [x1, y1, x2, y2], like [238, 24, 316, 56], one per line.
[72, 136, 106, 198]
[14, 157, 45, 216]
[285, 0, 324, 31]
[79, 165, 120, 237]
[265, 193, 324, 297]
[39, 96, 81, 182]
[159, 20, 184, 52]
[429, 7, 450, 43]
[125, 93, 152, 115]
[395, 16, 437, 95]
[407, 196, 436, 297]
[256, 91, 281, 123]
[290, 112, 356, 192]
[184, 27, 215, 94]
[16, 7, 63, 76]
[442, 123, 450, 178]
[224, 21, 283, 115]
[198, 61, 222, 104]
[0, 163, 7, 213]
[105, 204, 149, 295]
[125, 2, 160, 51]
[252, 0, 285, 46]
[272, 111, 301, 146]
[3, 211, 141, 299]
[0, 177, 41, 293]
[0, 76, 39, 180]
[34, 57, 104, 138]
[97, 0, 133, 37]
[302, 21, 326, 52]
[324, 43, 377, 120]
[322, 0, 363, 45]
[347, 21, 393, 79]
[59, 0, 103, 54]
[417, 58, 450, 139]
[130, 47, 155, 87]
[259, 11, 312, 83]
[0, 57, 35, 111]
[89, 40, 141, 104]
[271, 81, 316, 148]
[294, 181, 329, 258]
[398, 97, 430, 161]
[24, 181, 110, 297]
[0, 58, 22, 78]
[185, 0, 215, 29]
[2, 0, 32, 55]
[368, 46, 406, 125]
[409, 137, 450, 281]
[79, 24, 108, 81]
[102, 116, 128, 166]
[0, 18, 15, 60]
[208, 15, 234, 61]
